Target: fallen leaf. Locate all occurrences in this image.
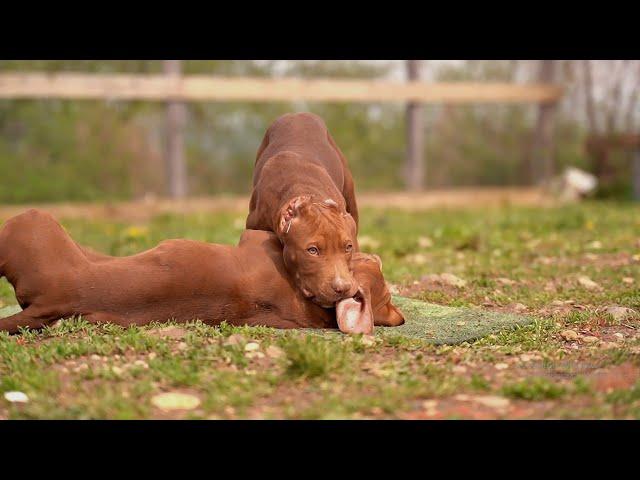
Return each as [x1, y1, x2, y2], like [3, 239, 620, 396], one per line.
[417, 236, 433, 248]
[151, 392, 201, 411]
[577, 276, 601, 291]
[510, 303, 528, 312]
[473, 395, 511, 410]
[440, 273, 467, 288]
[422, 400, 438, 409]
[406, 253, 428, 265]
[622, 277, 634, 285]
[146, 326, 188, 340]
[604, 306, 638, 322]
[496, 277, 517, 286]
[360, 336, 376, 347]
[582, 336, 599, 344]
[224, 334, 246, 346]
[561, 329, 580, 341]
[495, 363, 509, 370]
[133, 360, 149, 369]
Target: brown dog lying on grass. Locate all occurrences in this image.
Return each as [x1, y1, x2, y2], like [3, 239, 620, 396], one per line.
[0, 209, 404, 335]
[247, 112, 361, 309]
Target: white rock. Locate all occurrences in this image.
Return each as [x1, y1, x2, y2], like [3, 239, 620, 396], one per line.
[4, 391, 29, 403]
[495, 363, 509, 370]
[244, 342, 260, 352]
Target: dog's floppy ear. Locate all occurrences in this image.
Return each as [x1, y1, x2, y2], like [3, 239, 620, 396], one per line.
[278, 195, 310, 236]
[371, 253, 383, 270]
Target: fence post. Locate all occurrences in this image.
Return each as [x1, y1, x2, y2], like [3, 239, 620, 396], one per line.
[163, 60, 187, 198]
[633, 145, 640, 201]
[405, 60, 425, 191]
[532, 60, 558, 185]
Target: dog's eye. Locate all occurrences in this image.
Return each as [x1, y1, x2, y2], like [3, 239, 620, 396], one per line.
[307, 246, 319, 255]
[345, 244, 353, 253]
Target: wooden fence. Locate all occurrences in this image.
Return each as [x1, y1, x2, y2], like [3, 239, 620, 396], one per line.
[0, 63, 564, 197]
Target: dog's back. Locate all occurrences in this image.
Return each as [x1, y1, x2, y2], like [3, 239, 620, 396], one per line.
[253, 112, 342, 181]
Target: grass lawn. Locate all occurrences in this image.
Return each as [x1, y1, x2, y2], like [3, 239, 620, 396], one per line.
[1, 201, 639, 419]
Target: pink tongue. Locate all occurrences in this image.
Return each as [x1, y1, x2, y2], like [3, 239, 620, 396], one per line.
[336, 297, 374, 335]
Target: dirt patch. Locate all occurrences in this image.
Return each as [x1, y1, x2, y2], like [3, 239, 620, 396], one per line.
[145, 326, 189, 340]
[588, 363, 640, 393]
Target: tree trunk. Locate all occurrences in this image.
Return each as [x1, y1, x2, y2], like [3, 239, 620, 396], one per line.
[531, 60, 558, 184]
[583, 60, 599, 135]
[633, 147, 640, 201]
[405, 60, 425, 191]
[163, 60, 188, 198]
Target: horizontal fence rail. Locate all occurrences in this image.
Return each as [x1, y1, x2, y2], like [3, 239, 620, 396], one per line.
[0, 74, 563, 104]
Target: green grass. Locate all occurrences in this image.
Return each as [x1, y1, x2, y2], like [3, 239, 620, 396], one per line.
[1, 201, 639, 419]
[502, 377, 567, 401]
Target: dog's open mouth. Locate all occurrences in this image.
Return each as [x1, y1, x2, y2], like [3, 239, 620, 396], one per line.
[335, 288, 374, 334]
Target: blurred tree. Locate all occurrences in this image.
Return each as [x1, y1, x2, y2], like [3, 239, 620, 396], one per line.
[1, 60, 633, 202]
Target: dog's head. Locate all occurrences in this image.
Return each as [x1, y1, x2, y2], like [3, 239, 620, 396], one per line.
[336, 252, 405, 333]
[277, 196, 358, 308]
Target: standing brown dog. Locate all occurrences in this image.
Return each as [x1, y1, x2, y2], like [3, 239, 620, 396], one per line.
[0, 209, 404, 334]
[247, 112, 361, 311]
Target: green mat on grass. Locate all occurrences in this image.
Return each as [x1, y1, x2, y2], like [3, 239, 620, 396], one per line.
[1, 296, 532, 344]
[386, 295, 532, 344]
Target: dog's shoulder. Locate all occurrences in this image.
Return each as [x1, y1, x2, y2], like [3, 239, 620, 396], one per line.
[238, 229, 280, 249]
